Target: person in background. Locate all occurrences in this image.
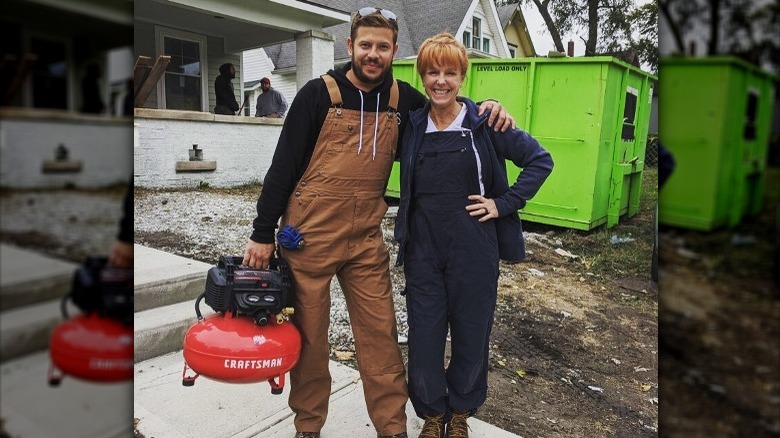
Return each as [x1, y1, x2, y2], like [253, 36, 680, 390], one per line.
[255, 77, 288, 118]
[242, 8, 516, 438]
[81, 63, 105, 114]
[214, 62, 239, 115]
[122, 78, 134, 117]
[394, 33, 553, 438]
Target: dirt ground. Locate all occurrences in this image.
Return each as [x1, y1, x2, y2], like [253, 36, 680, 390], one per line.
[466, 214, 659, 437]
[656, 167, 780, 437]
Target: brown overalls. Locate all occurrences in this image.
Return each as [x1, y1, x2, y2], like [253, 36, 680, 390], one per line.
[280, 74, 407, 435]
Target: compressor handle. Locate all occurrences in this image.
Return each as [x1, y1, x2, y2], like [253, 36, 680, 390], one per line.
[194, 292, 206, 320]
[60, 293, 71, 319]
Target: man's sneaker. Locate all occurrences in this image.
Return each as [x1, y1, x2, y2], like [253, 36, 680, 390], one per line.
[378, 432, 408, 438]
[418, 413, 445, 438]
[446, 410, 470, 438]
[294, 433, 320, 438]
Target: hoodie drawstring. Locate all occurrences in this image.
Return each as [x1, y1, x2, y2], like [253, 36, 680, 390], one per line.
[372, 93, 380, 161]
[358, 90, 365, 156]
[356, 90, 380, 161]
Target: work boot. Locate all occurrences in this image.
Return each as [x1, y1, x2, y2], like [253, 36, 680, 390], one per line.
[378, 432, 408, 438]
[294, 433, 320, 438]
[446, 410, 470, 438]
[418, 413, 445, 438]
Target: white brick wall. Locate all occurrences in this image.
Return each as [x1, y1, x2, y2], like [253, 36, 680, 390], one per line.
[0, 112, 132, 188]
[295, 30, 334, 91]
[133, 111, 282, 188]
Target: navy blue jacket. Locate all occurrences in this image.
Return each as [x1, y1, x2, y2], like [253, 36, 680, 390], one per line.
[395, 98, 553, 264]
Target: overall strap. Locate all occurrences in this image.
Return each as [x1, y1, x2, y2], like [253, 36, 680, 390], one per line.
[388, 79, 399, 111]
[320, 74, 342, 106]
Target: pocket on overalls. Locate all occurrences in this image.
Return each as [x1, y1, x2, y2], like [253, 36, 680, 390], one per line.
[324, 121, 353, 151]
[376, 123, 397, 157]
[289, 191, 320, 228]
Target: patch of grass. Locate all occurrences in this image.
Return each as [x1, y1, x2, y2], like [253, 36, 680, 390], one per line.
[557, 167, 657, 281]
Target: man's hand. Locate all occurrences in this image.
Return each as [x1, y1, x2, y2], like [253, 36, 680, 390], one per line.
[477, 100, 516, 132]
[243, 240, 276, 269]
[108, 240, 133, 268]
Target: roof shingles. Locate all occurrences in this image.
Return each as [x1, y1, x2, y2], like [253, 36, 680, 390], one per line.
[268, 0, 476, 70]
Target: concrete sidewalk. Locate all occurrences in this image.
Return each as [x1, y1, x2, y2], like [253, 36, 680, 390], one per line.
[133, 245, 521, 438]
[135, 352, 519, 438]
[1, 350, 133, 438]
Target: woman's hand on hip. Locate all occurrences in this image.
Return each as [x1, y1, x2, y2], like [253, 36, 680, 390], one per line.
[466, 195, 498, 222]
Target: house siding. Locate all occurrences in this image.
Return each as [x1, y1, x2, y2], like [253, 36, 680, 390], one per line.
[243, 48, 274, 84]
[459, 0, 508, 58]
[504, 25, 529, 57]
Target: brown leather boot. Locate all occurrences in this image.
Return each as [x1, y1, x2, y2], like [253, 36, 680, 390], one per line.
[418, 413, 445, 438]
[446, 410, 470, 437]
[294, 433, 320, 438]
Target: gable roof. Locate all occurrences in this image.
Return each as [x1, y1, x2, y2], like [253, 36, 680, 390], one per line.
[266, 0, 483, 71]
[496, 4, 517, 29]
[494, 2, 536, 56]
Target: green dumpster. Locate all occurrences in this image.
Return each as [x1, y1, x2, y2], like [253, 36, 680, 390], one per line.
[658, 56, 777, 231]
[388, 57, 655, 230]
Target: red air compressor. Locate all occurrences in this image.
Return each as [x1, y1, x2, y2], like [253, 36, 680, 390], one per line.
[48, 256, 134, 385]
[182, 256, 300, 394]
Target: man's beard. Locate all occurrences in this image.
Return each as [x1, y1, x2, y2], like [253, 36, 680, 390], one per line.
[352, 57, 390, 85]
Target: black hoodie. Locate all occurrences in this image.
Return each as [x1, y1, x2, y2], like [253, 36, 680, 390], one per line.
[215, 63, 239, 113]
[250, 62, 427, 243]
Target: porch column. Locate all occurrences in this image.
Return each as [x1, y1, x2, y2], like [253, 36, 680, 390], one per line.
[295, 30, 334, 91]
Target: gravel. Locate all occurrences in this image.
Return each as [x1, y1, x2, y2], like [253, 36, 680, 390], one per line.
[133, 188, 409, 352]
[0, 189, 126, 262]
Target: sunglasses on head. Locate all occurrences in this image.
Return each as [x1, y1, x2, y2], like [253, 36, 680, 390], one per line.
[356, 7, 397, 22]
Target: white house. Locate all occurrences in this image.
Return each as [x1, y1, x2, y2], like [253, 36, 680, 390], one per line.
[132, 0, 350, 188]
[0, 0, 134, 188]
[244, 0, 536, 114]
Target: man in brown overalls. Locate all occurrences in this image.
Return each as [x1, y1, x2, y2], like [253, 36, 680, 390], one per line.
[243, 8, 513, 438]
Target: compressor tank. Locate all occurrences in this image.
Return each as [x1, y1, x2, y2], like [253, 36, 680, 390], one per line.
[182, 312, 301, 391]
[49, 313, 134, 384]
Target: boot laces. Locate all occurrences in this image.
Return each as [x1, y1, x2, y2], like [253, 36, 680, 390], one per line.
[447, 411, 470, 438]
[419, 413, 445, 438]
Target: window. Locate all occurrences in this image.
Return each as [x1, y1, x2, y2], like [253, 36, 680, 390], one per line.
[472, 17, 482, 51]
[482, 38, 490, 54]
[508, 44, 517, 58]
[163, 36, 201, 111]
[744, 90, 759, 140]
[462, 31, 471, 49]
[155, 27, 207, 111]
[622, 87, 638, 140]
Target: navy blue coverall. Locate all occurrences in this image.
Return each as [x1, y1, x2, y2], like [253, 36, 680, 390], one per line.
[404, 127, 499, 419]
[395, 98, 553, 420]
